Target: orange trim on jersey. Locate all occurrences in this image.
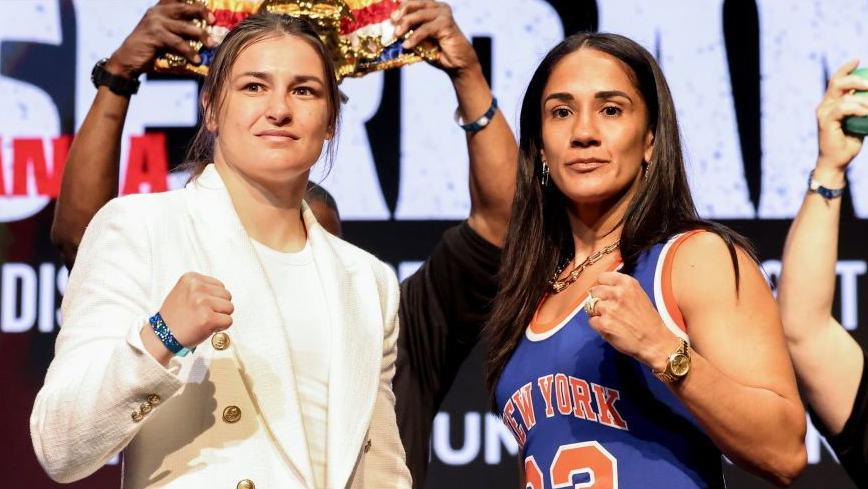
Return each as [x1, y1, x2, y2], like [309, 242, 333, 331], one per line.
[529, 260, 623, 334]
[661, 230, 706, 333]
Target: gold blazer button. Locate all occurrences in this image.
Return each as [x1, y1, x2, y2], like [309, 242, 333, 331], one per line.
[146, 394, 161, 406]
[237, 479, 255, 489]
[131, 410, 143, 423]
[223, 405, 242, 423]
[140, 402, 152, 415]
[211, 332, 230, 350]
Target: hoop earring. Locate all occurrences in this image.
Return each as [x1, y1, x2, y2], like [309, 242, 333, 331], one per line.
[642, 160, 650, 180]
[541, 160, 550, 187]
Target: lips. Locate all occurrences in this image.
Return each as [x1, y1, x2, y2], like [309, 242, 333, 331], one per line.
[566, 158, 608, 172]
[255, 129, 300, 141]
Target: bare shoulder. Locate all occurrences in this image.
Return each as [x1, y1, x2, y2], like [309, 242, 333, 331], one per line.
[671, 231, 767, 310]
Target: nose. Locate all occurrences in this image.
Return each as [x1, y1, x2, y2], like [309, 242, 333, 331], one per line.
[570, 111, 601, 148]
[265, 90, 293, 126]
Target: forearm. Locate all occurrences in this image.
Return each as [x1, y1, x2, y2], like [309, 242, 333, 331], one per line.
[52, 86, 128, 267]
[673, 352, 806, 485]
[778, 164, 863, 432]
[452, 66, 517, 246]
[778, 164, 844, 342]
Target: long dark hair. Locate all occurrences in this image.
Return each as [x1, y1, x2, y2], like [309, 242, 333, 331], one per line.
[484, 32, 755, 401]
[182, 14, 342, 177]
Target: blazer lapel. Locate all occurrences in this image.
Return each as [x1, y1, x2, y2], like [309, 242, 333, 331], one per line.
[183, 165, 315, 487]
[301, 207, 382, 489]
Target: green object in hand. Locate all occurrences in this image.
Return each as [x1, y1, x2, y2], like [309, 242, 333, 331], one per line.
[844, 67, 868, 136]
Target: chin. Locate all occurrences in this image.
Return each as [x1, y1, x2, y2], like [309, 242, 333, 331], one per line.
[556, 182, 616, 204]
[557, 175, 639, 206]
[258, 153, 316, 174]
[561, 191, 616, 206]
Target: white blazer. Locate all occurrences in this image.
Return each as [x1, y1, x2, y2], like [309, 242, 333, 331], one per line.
[30, 165, 411, 489]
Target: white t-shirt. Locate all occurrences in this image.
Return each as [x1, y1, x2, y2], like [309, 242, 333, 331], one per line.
[252, 239, 330, 489]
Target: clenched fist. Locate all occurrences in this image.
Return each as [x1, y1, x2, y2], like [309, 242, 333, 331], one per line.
[142, 272, 233, 365]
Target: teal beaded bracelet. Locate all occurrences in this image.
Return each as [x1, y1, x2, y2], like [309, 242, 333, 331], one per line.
[149, 312, 195, 357]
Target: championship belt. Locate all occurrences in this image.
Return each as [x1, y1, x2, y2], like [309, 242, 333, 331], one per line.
[339, 0, 438, 79]
[152, 0, 438, 80]
[153, 0, 260, 76]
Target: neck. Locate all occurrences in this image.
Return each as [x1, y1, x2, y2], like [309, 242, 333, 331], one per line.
[567, 181, 639, 259]
[214, 155, 309, 253]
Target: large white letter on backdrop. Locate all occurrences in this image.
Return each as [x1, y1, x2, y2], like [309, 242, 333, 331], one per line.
[0, 0, 61, 222]
[395, 0, 563, 219]
[598, 0, 755, 218]
[757, 0, 868, 218]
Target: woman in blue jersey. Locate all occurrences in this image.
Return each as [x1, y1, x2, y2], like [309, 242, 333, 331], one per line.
[484, 33, 806, 488]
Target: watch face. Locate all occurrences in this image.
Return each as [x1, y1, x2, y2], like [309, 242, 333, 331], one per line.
[670, 353, 691, 377]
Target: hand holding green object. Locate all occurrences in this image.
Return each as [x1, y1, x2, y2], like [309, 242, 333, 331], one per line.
[844, 67, 868, 135]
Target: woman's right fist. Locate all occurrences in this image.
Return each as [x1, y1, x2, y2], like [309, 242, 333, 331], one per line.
[158, 272, 233, 350]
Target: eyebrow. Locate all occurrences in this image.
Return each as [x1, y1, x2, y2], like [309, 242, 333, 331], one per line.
[236, 71, 325, 86]
[543, 90, 634, 104]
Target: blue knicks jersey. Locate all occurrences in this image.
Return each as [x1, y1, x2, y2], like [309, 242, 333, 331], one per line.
[495, 234, 725, 489]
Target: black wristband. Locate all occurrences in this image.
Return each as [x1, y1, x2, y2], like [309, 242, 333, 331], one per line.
[91, 58, 140, 96]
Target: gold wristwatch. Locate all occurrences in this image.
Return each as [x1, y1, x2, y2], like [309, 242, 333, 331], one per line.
[652, 339, 691, 384]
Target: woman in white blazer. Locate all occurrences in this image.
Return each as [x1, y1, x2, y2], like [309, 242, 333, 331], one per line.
[31, 14, 411, 489]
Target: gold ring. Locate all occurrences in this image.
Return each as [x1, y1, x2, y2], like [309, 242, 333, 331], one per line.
[584, 295, 600, 317]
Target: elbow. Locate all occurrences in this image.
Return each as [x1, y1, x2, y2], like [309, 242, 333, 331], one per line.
[731, 405, 807, 486]
[777, 282, 830, 343]
[49, 223, 78, 270]
[765, 445, 807, 487]
[756, 419, 808, 486]
[43, 463, 84, 485]
[30, 397, 91, 484]
[31, 422, 80, 484]
[31, 431, 92, 484]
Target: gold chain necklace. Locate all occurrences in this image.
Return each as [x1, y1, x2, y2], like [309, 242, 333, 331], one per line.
[549, 240, 621, 294]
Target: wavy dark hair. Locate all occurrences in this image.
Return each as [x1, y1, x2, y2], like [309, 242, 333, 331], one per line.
[181, 13, 342, 178]
[484, 32, 756, 403]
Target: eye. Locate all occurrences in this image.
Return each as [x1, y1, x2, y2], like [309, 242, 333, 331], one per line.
[243, 82, 264, 93]
[602, 105, 622, 117]
[551, 107, 572, 119]
[293, 86, 315, 97]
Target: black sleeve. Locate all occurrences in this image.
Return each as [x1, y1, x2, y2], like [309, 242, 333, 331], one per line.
[393, 221, 501, 487]
[810, 350, 868, 488]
